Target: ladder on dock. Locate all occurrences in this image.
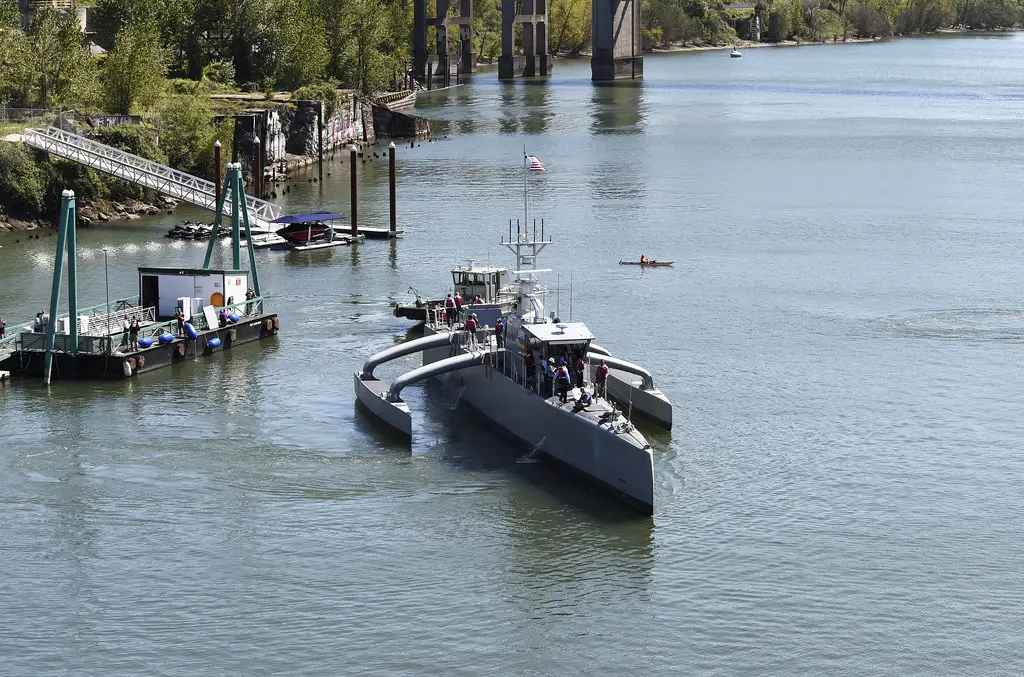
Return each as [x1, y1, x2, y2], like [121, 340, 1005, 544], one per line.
[21, 127, 281, 231]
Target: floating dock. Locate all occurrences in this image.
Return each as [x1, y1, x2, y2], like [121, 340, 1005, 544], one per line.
[354, 226, 403, 239]
[0, 163, 280, 383]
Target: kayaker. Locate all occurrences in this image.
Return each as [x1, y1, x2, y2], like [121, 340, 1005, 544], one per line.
[640, 254, 647, 264]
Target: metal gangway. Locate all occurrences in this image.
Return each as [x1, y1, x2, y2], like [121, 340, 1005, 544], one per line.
[21, 126, 281, 232]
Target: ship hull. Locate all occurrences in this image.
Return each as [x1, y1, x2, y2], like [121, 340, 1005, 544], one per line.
[423, 341, 654, 514]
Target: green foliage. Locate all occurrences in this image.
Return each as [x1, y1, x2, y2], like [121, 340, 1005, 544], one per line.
[18, 8, 98, 109]
[38, 158, 109, 216]
[203, 60, 236, 85]
[275, 0, 330, 89]
[293, 82, 341, 118]
[156, 94, 231, 178]
[92, 0, 157, 50]
[102, 20, 168, 114]
[90, 125, 168, 165]
[550, 0, 593, 55]
[0, 142, 45, 217]
[473, 0, 503, 61]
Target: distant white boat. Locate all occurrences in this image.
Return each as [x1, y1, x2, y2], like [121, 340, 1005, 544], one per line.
[730, 47, 742, 58]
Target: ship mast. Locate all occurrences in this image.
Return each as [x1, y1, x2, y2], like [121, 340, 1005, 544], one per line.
[503, 148, 552, 323]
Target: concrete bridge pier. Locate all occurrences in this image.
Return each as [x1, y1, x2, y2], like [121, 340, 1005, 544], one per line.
[498, 0, 552, 79]
[412, 0, 474, 86]
[591, 0, 643, 80]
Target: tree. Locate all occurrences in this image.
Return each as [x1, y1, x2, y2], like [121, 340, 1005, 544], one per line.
[274, 0, 329, 89]
[340, 0, 401, 94]
[0, 0, 27, 104]
[550, 0, 592, 55]
[0, 143, 45, 217]
[92, 0, 157, 49]
[22, 7, 98, 109]
[103, 20, 168, 114]
[157, 94, 229, 177]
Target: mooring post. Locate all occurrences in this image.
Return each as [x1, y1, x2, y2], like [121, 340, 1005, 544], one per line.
[230, 163, 241, 270]
[44, 190, 74, 385]
[237, 166, 262, 297]
[388, 141, 397, 235]
[203, 170, 231, 269]
[214, 140, 222, 207]
[349, 144, 358, 238]
[67, 193, 78, 354]
[253, 136, 262, 199]
[317, 100, 324, 184]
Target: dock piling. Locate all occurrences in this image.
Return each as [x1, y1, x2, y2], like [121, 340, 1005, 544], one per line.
[317, 101, 324, 184]
[44, 190, 76, 385]
[254, 136, 262, 200]
[350, 144, 358, 238]
[389, 142, 397, 235]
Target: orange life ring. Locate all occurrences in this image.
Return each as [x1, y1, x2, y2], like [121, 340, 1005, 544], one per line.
[177, 343, 185, 356]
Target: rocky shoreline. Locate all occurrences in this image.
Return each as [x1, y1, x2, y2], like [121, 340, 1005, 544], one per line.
[0, 196, 179, 232]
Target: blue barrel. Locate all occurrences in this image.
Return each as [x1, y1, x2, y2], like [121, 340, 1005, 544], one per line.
[158, 333, 175, 345]
[138, 337, 154, 348]
[184, 322, 198, 339]
[208, 337, 222, 349]
[228, 312, 240, 323]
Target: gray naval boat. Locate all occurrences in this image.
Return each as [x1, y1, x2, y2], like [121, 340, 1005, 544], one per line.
[355, 224, 673, 515]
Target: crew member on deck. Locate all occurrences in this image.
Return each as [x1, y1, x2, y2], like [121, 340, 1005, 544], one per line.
[575, 354, 586, 388]
[595, 360, 609, 400]
[465, 313, 478, 348]
[174, 307, 185, 337]
[572, 388, 593, 413]
[445, 294, 455, 327]
[454, 291, 463, 320]
[555, 360, 572, 403]
[495, 317, 504, 348]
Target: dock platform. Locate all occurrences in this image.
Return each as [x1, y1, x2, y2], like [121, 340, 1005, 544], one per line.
[354, 227, 403, 239]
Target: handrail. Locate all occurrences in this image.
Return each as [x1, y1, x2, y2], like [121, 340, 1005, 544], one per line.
[22, 127, 280, 229]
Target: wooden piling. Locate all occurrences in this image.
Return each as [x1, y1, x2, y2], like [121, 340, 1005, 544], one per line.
[349, 144, 358, 238]
[253, 136, 262, 199]
[389, 142, 397, 235]
[317, 101, 324, 184]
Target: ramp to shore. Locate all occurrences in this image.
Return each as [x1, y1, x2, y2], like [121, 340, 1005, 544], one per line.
[15, 127, 281, 232]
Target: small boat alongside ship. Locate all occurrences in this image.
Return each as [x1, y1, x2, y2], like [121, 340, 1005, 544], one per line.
[358, 214, 673, 514]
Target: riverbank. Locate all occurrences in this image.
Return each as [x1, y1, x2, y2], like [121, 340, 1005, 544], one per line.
[0, 196, 178, 232]
[650, 36, 880, 54]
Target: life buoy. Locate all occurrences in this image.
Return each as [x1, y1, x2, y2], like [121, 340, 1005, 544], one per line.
[177, 343, 185, 356]
[273, 317, 280, 330]
[137, 356, 145, 368]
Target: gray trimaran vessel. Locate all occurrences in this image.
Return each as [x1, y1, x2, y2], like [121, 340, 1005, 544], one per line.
[355, 154, 672, 514]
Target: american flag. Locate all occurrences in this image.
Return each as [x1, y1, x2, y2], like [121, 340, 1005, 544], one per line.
[527, 155, 545, 171]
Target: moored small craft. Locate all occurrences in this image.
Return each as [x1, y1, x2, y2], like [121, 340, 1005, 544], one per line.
[730, 47, 742, 58]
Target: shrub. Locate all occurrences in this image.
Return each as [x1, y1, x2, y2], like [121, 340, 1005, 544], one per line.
[0, 142, 45, 217]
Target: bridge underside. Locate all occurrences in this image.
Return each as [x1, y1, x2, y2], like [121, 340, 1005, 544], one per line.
[412, 0, 641, 83]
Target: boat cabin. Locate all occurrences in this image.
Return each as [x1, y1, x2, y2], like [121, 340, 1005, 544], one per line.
[139, 266, 250, 321]
[519, 321, 595, 364]
[451, 265, 509, 305]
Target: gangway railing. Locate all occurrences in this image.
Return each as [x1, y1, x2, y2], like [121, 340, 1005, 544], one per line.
[21, 127, 280, 231]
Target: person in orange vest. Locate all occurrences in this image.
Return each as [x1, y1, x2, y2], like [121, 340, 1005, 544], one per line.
[465, 313, 478, 348]
[454, 291, 463, 321]
[444, 293, 455, 327]
[494, 316, 504, 348]
[595, 360, 609, 400]
[555, 359, 572, 402]
[575, 354, 586, 388]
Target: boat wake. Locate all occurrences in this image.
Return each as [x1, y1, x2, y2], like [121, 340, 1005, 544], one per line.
[882, 308, 1024, 342]
[516, 436, 547, 464]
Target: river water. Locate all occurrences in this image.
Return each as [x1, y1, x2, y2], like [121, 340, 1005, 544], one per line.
[3, 34, 1024, 675]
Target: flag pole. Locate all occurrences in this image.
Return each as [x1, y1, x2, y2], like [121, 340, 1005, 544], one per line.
[523, 144, 528, 234]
